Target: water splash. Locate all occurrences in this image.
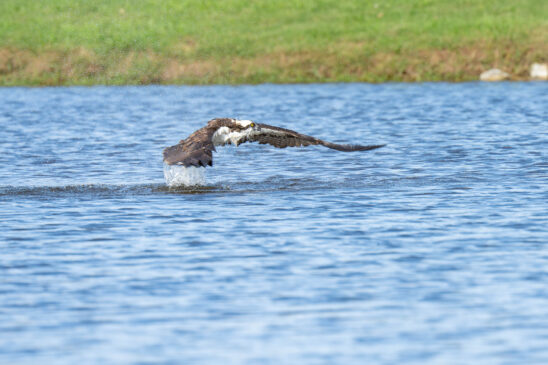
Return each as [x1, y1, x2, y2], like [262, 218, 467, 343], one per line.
[163, 164, 206, 187]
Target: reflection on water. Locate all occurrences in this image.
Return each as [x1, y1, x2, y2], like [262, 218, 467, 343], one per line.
[0, 83, 547, 365]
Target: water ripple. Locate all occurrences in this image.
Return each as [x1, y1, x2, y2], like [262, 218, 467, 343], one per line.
[0, 83, 547, 365]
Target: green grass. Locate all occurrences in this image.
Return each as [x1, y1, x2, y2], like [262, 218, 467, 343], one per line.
[0, 0, 546, 85]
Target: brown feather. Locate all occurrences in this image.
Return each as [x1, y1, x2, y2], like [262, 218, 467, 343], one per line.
[251, 123, 385, 152]
[162, 118, 235, 167]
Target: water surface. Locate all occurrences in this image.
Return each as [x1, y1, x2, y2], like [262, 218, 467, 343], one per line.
[1, 83, 547, 364]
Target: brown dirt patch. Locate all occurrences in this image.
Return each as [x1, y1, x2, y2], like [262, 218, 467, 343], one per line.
[1, 40, 546, 85]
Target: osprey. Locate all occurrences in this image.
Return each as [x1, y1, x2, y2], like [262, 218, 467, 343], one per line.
[163, 118, 385, 167]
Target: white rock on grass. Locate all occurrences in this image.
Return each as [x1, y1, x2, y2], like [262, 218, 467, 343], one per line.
[480, 68, 510, 81]
[530, 63, 548, 80]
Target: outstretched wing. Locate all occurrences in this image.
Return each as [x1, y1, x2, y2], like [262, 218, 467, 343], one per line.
[248, 123, 385, 152]
[163, 127, 215, 167]
[162, 121, 385, 167]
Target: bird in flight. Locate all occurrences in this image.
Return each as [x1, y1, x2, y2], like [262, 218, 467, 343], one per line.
[163, 118, 385, 167]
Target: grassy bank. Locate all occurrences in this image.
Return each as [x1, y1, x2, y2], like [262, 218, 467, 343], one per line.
[1, 0, 546, 85]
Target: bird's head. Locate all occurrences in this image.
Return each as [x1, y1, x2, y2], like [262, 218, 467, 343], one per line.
[235, 119, 261, 132]
[248, 121, 261, 132]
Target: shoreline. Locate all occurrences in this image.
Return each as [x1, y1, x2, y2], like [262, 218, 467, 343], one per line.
[1, 79, 545, 88]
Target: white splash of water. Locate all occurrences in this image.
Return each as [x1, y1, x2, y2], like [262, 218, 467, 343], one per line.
[163, 164, 206, 187]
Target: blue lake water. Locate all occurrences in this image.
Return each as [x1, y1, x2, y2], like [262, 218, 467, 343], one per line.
[0, 83, 547, 364]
